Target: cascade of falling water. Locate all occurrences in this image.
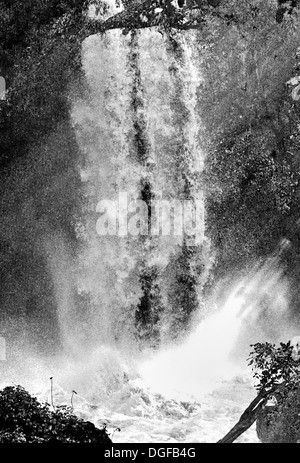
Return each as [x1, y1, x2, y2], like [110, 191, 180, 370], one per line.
[133, 29, 207, 342]
[125, 30, 166, 347]
[73, 30, 144, 351]
[71, 24, 207, 354]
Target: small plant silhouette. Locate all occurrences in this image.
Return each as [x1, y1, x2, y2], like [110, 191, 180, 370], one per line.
[71, 390, 77, 411]
[50, 377, 55, 412]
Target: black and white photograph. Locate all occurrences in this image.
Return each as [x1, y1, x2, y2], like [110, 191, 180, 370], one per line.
[1, 0, 300, 448]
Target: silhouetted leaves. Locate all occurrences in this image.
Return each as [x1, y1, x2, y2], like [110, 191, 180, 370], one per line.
[248, 341, 300, 392]
[0, 386, 111, 443]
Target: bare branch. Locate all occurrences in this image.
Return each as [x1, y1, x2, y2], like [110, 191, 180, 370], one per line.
[82, 0, 209, 37]
[217, 387, 275, 443]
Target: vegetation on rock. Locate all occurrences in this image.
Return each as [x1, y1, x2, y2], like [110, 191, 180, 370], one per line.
[0, 385, 111, 443]
[218, 340, 300, 443]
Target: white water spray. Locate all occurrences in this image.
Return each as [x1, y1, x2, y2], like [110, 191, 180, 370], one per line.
[138, 245, 293, 402]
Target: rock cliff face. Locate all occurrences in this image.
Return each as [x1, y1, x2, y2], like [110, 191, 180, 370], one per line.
[257, 389, 300, 443]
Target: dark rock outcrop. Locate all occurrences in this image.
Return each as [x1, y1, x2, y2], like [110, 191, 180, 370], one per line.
[257, 388, 300, 443]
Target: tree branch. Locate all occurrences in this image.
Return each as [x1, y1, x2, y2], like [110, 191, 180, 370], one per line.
[82, 0, 209, 38]
[217, 387, 275, 443]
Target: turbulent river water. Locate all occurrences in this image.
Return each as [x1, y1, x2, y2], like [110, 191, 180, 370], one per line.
[0, 253, 291, 443]
[1, 310, 260, 443]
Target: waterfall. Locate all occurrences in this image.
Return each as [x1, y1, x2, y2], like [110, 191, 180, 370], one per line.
[1, 2, 299, 445]
[71, 27, 206, 353]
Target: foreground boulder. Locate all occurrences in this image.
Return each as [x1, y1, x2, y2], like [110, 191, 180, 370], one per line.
[256, 387, 300, 443]
[0, 385, 112, 443]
